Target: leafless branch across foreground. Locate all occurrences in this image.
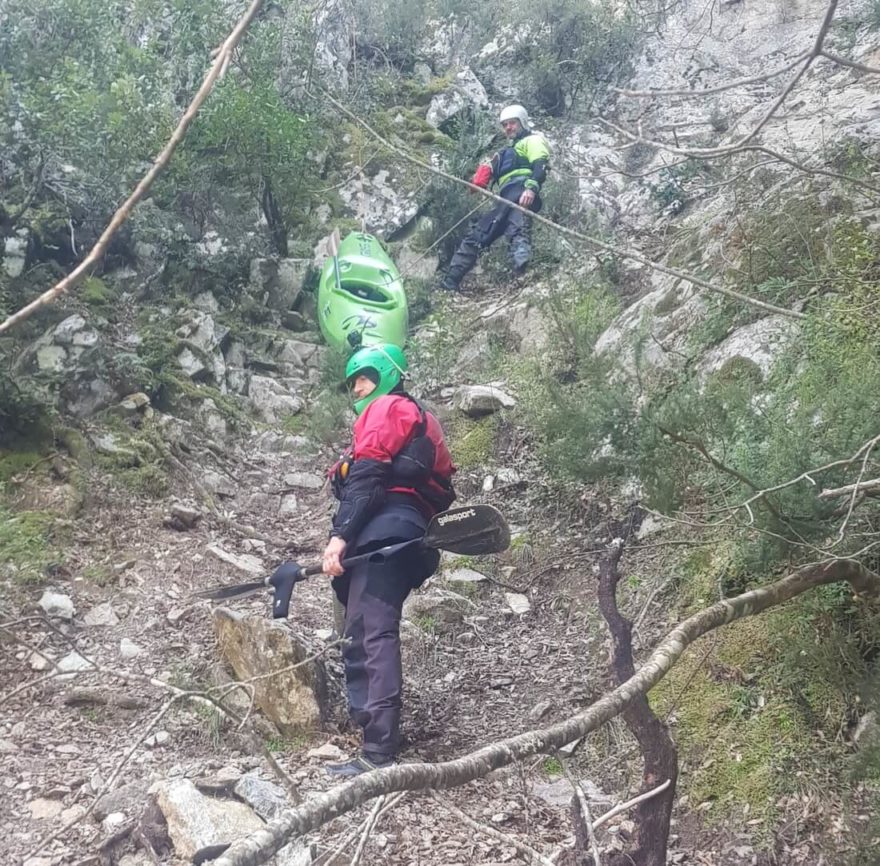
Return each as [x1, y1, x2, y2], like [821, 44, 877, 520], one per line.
[213, 558, 880, 866]
[0, 0, 266, 336]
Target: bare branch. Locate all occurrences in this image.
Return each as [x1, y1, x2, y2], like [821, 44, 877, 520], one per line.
[819, 49, 880, 75]
[562, 761, 603, 866]
[591, 780, 672, 831]
[819, 478, 880, 499]
[213, 559, 880, 866]
[0, 0, 266, 335]
[614, 50, 811, 98]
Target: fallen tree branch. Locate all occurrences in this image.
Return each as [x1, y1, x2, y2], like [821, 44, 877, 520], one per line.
[213, 557, 880, 866]
[0, 0, 265, 335]
[819, 478, 880, 499]
[562, 761, 603, 866]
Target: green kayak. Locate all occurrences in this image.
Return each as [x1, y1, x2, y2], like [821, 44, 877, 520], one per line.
[317, 232, 409, 354]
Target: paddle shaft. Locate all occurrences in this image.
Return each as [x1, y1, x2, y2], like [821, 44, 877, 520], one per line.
[271, 537, 424, 618]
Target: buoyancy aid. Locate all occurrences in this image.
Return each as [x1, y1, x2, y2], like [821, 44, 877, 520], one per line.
[329, 394, 456, 541]
[490, 129, 552, 191]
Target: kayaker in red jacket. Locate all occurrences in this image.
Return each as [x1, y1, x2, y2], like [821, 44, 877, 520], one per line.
[322, 343, 456, 776]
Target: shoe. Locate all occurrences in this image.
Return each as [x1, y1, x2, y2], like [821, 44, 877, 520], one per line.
[325, 751, 395, 777]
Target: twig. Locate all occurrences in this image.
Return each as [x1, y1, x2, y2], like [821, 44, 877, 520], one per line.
[348, 795, 384, 866]
[430, 792, 557, 866]
[819, 477, 880, 499]
[561, 761, 602, 866]
[0, 0, 266, 335]
[591, 779, 672, 831]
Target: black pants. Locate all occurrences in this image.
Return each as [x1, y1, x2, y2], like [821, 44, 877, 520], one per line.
[331, 500, 439, 757]
[443, 182, 542, 290]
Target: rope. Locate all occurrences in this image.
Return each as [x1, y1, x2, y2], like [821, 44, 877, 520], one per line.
[398, 201, 484, 280]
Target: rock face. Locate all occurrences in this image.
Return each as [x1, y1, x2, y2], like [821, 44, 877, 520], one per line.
[153, 778, 264, 862]
[426, 67, 489, 129]
[212, 608, 332, 735]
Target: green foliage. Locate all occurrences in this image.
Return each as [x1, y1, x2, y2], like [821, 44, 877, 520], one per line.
[648, 159, 711, 214]
[543, 756, 562, 775]
[0, 505, 60, 584]
[0, 374, 55, 447]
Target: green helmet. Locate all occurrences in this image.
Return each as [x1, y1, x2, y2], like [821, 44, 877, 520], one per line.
[345, 343, 408, 415]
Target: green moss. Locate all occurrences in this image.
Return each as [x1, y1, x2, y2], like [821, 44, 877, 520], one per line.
[80, 276, 118, 310]
[0, 506, 60, 584]
[449, 415, 499, 470]
[0, 450, 46, 486]
[543, 756, 563, 775]
[81, 563, 116, 587]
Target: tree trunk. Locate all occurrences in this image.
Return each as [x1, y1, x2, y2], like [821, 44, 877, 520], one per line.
[597, 540, 677, 866]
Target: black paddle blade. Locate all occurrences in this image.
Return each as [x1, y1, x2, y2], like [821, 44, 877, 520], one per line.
[424, 504, 510, 555]
[193, 580, 266, 600]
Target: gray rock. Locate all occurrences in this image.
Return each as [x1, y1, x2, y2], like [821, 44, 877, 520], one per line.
[249, 258, 309, 311]
[36, 345, 67, 373]
[495, 467, 521, 486]
[444, 567, 488, 585]
[282, 472, 324, 491]
[455, 385, 516, 417]
[426, 67, 488, 128]
[248, 375, 303, 424]
[119, 639, 143, 660]
[213, 608, 332, 735]
[28, 798, 63, 820]
[206, 544, 264, 577]
[0, 738, 19, 754]
[38, 590, 75, 621]
[403, 590, 473, 630]
[52, 314, 88, 345]
[275, 842, 315, 866]
[234, 771, 288, 821]
[56, 652, 91, 675]
[278, 494, 298, 516]
[201, 470, 237, 498]
[193, 291, 220, 313]
[3, 232, 28, 277]
[83, 602, 119, 627]
[153, 778, 265, 862]
[505, 592, 531, 614]
[169, 503, 202, 528]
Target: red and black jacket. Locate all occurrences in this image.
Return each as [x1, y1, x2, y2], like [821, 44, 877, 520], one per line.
[329, 393, 456, 543]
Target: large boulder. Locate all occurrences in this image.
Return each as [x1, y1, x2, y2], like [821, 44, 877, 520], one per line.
[426, 67, 489, 129]
[212, 608, 333, 735]
[247, 375, 303, 424]
[249, 258, 309, 312]
[152, 778, 264, 862]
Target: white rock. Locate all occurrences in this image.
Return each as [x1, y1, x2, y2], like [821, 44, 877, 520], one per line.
[119, 639, 143, 659]
[83, 602, 119, 627]
[28, 798, 63, 820]
[56, 652, 91, 675]
[306, 743, 346, 761]
[38, 590, 75, 621]
[445, 567, 488, 585]
[505, 592, 531, 614]
[102, 812, 127, 832]
[207, 544, 264, 577]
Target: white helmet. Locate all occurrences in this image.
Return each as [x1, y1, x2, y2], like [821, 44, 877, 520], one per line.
[499, 104, 529, 129]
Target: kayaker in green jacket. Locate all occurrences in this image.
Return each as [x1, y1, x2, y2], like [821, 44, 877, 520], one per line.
[439, 105, 551, 292]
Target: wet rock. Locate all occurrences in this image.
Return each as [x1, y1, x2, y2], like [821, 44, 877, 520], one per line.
[153, 778, 265, 862]
[38, 590, 75, 621]
[455, 385, 516, 417]
[213, 608, 332, 735]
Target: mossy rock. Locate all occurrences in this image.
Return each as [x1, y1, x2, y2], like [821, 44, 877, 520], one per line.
[449, 415, 499, 471]
[0, 505, 63, 584]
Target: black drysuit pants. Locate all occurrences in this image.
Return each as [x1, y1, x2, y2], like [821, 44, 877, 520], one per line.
[331, 499, 439, 758]
[444, 181, 542, 289]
